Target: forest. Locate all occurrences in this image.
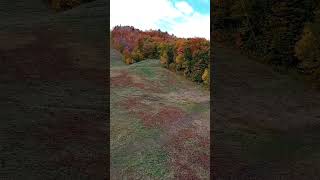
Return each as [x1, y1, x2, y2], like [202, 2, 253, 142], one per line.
[213, 0, 320, 84]
[111, 26, 210, 86]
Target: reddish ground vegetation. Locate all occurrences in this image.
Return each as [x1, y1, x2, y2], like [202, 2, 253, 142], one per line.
[173, 160, 199, 180]
[110, 70, 132, 87]
[194, 152, 210, 169]
[138, 107, 185, 128]
[165, 127, 210, 178]
[118, 97, 151, 112]
[118, 94, 209, 177]
[118, 96, 186, 128]
[111, 70, 162, 93]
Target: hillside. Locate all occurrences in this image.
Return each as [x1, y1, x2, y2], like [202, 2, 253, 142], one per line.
[213, 45, 320, 179]
[0, 0, 107, 178]
[110, 48, 210, 179]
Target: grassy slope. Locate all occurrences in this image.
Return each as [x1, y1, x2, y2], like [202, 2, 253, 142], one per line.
[213, 45, 320, 179]
[110, 49, 210, 179]
[0, 0, 107, 179]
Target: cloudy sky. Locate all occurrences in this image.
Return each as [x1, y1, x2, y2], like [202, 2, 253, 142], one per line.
[110, 0, 210, 40]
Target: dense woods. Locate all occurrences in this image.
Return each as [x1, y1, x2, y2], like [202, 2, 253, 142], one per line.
[111, 26, 210, 86]
[213, 0, 320, 83]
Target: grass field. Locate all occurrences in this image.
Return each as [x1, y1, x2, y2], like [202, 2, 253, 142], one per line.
[110, 48, 210, 179]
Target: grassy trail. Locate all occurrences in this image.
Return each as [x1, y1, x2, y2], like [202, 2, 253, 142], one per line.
[110, 49, 210, 179]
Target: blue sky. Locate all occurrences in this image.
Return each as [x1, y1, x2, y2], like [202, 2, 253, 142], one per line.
[171, 0, 210, 15]
[110, 0, 210, 39]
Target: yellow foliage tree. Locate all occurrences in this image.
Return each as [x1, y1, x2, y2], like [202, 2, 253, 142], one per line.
[175, 54, 185, 65]
[202, 68, 210, 85]
[131, 48, 144, 62]
[160, 52, 168, 65]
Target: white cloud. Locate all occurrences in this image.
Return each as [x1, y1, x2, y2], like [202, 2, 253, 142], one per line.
[170, 12, 210, 40]
[110, 0, 210, 40]
[174, 1, 193, 15]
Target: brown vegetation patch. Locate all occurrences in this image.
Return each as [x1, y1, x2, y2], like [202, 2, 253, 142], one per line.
[111, 70, 162, 93]
[111, 71, 146, 90]
[138, 107, 185, 128]
[133, 82, 145, 89]
[118, 97, 151, 112]
[194, 152, 210, 170]
[110, 70, 132, 88]
[173, 159, 199, 180]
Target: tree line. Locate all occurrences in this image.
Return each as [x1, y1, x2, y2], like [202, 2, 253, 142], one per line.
[213, 0, 320, 83]
[111, 26, 210, 86]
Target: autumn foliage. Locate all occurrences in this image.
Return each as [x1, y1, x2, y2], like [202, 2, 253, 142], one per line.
[111, 26, 210, 85]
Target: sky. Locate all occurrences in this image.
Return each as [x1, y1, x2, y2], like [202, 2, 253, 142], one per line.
[110, 0, 210, 40]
